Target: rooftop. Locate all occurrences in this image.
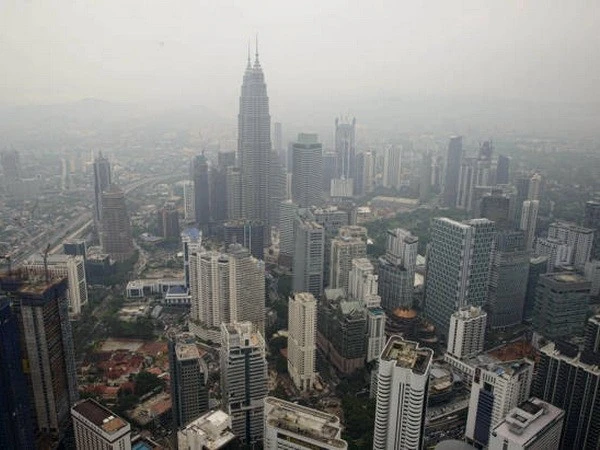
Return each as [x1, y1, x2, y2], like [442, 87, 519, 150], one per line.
[180, 409, 236, 450]
[175, 343, 200, 361]
[381, 336, 433, 375]
[544, 272, 589, 284]
[72, 399, 129, 434]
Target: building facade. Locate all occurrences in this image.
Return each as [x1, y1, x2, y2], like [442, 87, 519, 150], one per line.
[287, 292, 317, 392]
[447, 306, 487, 359]
[291, 133, 323, 208]
[292, 216, 325, 299]
[71, 399, 131, 450]
[100, 184, 134, 262]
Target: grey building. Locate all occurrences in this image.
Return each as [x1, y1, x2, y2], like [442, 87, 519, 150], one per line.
[100, 184, 134, 262]
[442, 136, 463, 207]
[329, 226, 368, 292]
[424, 218, 495, 337]
[278, 200, 298, 260]
[191, 154, 211, 226]
[523, 256, 548, 322]
[292, 215, 325, 299]
[92, 152, 111, 224]
[226, 166, 243, 221]
[291, 133, 323, 208]
[223, 220, 264, 260]
[334, 117, 356, 187]
[495, 154, 510, 185]
[584, 200, 600, 259]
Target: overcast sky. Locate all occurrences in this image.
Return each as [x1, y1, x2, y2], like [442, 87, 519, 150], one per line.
[1, 0, 599, 117]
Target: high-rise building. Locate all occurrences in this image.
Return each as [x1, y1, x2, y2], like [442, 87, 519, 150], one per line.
[487, 230, 530, 329]
[424, 218, 495, 337]
[157, 202, 180, 240]
[100, 184, 134, 262]
[1, 149, 22, 182]
[0, 298, 35, 450]
[465, 360, 534, 447]
[190, 245, 265, 341]
[334, 117, 356, 187]
[329, 227, 367, 291]
[355, 150, 375, 196]
[523, 256, 548, 322]
[584, 259, 600, 297]
[177, 409, 237, 450]
[373, 336, 433, 450]
[443, 136, 463, 207]
[447, 306, 487, 359]
[519, 200, 539, 251]
[584, 314, 600, 354]
[419, 151, 432, 202]
[182, 227, 202, 289]
[223, 219, 265, 260]
[210, 163, 228, 223]
[238, 47, 271, 225]
[533, 339, 600, 449]
[191, 154, 211, 226]
[168, 336, 209, 428]
[273, 121, 283, 160]
[292, 215, 325, 299]
[456, 157, 477, 210]
[183, 180, 195, 223]
[291, 133, 323, 208]
[220, 322, 268, 447]
[92, 152, 111, 224]
[533, 271, 590, 340]
[268, 150, 288, 236]
[383, 145, 402, 190]
[278, 200, 298, 260]
[226, 166, 243, 220]
[1, 276, 78, 447]
[584, 200, 600, 259]
[322, 151, 338, 191]
[479, 190, 512, 229]
[263, 397, 348, 450]
[547, 221, 594, 268]
[495, 154, 510, 185]
[378, 229, 418, 311]
[527, 173, 542, 201]
[287, 292, 317, 391]
[488, 398, 564, 450]
[534, 237, 572, 273]
[71, 399, 131, 450]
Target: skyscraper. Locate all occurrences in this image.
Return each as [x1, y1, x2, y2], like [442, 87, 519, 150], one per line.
[383, 145, 402, 190]
[92, 152, 111, 224]
[547, 220, 594, 268]
[334, 117, 356, 189]
[495, 154, 510, 185]
[273, 122, 283, 161]
[169, 335, 209, 428]
[223, 219, 265, 260]
[278, 200, 298, 261]
[329, 226, 367, 291]
[226, 166, 243, 220]
[478, 190, 512, 229]
[157, 202, 180, 240]
[100, 184, 134, 262]
[71, 399, 131, 450]
[523, 256, 548, 322]
[373, 336, 433, 450]
[424, 218, 495, 337]
[182, 227, 202, 289]
[238, 45, 272, 225]
[584, 200, 600, 259]
[519, 200, 539, 251]
[287, 292, 317, 392]
[447, 306, 487, 359]
[291, 133, 323, 208]
[443, 136, 463, 207]
[191, 154, 210, 226]
[292, 215, 325, 299]
[183, 180, 195, 223]
[220, 322, 268, 447]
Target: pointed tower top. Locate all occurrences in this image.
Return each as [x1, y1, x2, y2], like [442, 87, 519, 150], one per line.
[255, 34, 259, 63]
[246, 40, 251, 69]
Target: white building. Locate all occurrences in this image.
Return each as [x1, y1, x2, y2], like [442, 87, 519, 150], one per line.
[330, 232, 367, 292]
[534, 237, 572, 273]
[181, 227, 202, 289]
[520, 200, 539, 251]
[447, 306, 487, 359]
[373, 336, 433, 450]
[547, 221, 594, 268]
[348, 257, 379, 307]
[71, 399, 131, 450]
[383, 145, 402, 190]
[220, 322, 268, 447]
[489, 398, 564, 450]
[288, 292, 317, 392]
[264, 397, 348, 450]
[24, 254, 87, 316]
[177, 409, 236, 450]
[330, 177, 353, 198]
[183, 180, 195, 223]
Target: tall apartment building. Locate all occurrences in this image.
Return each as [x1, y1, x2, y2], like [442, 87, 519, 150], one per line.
[533, 338, 600, 449]
[334, 117, 356, 192]
[168, 335, 209, 428]
[264, 397, 348, 450]
[1, 276, 78, 447]
[447, 306, 487, 359]
[190, 245, 265, 341]
[71, 399, 131, 450]
[330, 227, 367, 291]
[533, 271, 590, 340]
[220, 322, 268, 447]
[278, 200, 298, 260]
[157, 202, 180, 240]
[291, 133, 323, 208]
[23, 254, 88, 316]
[442, 136, 463, 207]
[92, 152, 111, 224]
[288, 292, 317, 392]
[424, 218, 495, 337]
[465, 360, 534, 447]
[547, 221, 594, 268]
[534, 237, 572, 273]
[292, 215, 325, 299]
[373, 337, 433, 450]
[520, 200, 539, 251]
[487, 230, 530, 329]
[181, 227, 202, 289]
[183, 180, 195, 223]
[177, 409, 237, 450]
[383, 145, 402, 190]
[100, 184, 134, 262]
[489, 398, 564, 450]
[355, 150, 375, 196]
[378, 229, 418, 311]
[527, 173, 542, 201]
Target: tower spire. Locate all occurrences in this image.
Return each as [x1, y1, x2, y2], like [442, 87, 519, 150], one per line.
[254, 33, 260, 66]
[246, 40, 251, 69]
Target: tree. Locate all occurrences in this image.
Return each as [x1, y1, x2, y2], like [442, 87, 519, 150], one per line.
[134, 371, 164, 397]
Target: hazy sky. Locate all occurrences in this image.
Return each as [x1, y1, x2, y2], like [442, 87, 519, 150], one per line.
[1, 0, 599, 117]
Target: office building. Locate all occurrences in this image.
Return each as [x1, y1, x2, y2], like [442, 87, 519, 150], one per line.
[584, 200, 600, 259]
[447, 306, 486, 359]
[169, 336, 209, 428]
[264, 397, 348, 450]
[334, 116, 356, 192]
[1, 149, 21, 182]
[177, 409, 237, 450]
[157, 202, 180, 240]
[226, 166, 243, 220]
[223, 219, 265, 260]
[288, 292, 317, 391]
[329, 227, 367, 291]
[182, 227, 202, 289]
[190, 245, 265, 341]
[383, 145, 402, 190]
[419, 151, 432, 202]
[443, 136, 463, 207]
[373, 336, 433, 450]
[489, 398, 564, 450]
[527, 173, 542, 201]
[63, 239, 87, 258]
[71, 399, 131, 450]
[495, 154, 510, 185]
[355, 150, 375, 196]
[547, 221, 594, 268]
[210, 158, 230, 223]
[100, 184, 134, 262]
[487, 231, 530, 329]
[378, 229, 418, 311]
[584, 259, 600, 297]
[424, 218, 495, 337]
[191, 154, 211, 226]
[479, 190, 512, 229]
[273, 121, 283, 159]
[92, 152, 111, 224]
[278, 200, 298, 260]
[533, 271, 590, 340]
[1, 275, 78, 447]
[292, 215, 325, 299]
[322, 151, 338, 191]
[348, 257, 378, 305]
[183, 180, 195, 223]
[465, 360, 534, 447]
[533, 339, 600, 449]
[330, 177, 353, 198]
[268, 150, 288, 234]
[534, 237, 571, 273]
[292, 133, 323, 208]
[584, 314, 600, 354]
[0, 298, 35, 450]
[239, 46, 271, 224]
[220, 322, 268, 446]
[456, 157, 477, 210]
[523, 256, 548, 322]
[317, 289, 367, 374]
